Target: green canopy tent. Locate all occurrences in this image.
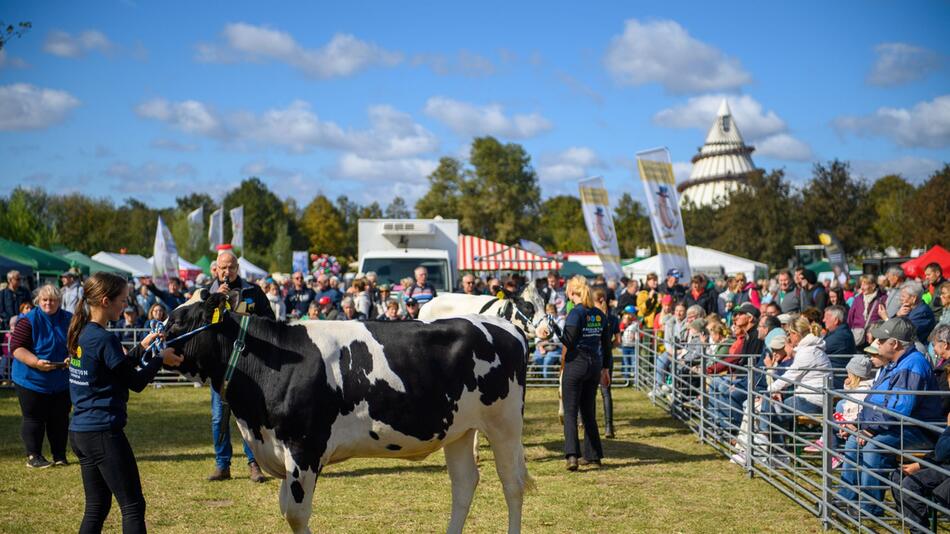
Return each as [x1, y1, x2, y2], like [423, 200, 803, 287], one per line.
[194, 255, 212, 276]
[59, 251, 132, 277]
[0, 238, 71, 278]
[558, 260, 595, 278]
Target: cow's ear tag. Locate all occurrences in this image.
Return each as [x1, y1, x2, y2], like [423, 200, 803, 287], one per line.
[211, 307, 223, 324]
[496, 291, 506, 299]
[225, 301, 231, 311]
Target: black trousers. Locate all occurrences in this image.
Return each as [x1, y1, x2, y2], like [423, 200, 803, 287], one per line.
[891, 468, 950, 533]
[562, 355, 604, 460]
[70, 430, 147, 534]
[15, 384, 70, 460]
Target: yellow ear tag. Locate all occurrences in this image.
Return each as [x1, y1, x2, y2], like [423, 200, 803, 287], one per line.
[225, 301, 231, 310]
[212, 308, 221, 324]
[496, 291, 506, 299]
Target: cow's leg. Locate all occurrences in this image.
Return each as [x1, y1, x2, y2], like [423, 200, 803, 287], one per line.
[445, 429, 479, 534]
[278, 459, 319, 534]
[483, 422, 532, 534]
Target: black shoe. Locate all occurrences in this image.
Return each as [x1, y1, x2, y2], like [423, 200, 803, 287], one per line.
[27, 455, 52, 469]
[207, 466, 231, 481]
[578, 457, 602, 468]
[604, 427, 615, 439]
[565, 456, 578, 471]
[52, 458, 69, 467]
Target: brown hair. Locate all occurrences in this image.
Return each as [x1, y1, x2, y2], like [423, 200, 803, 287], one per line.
[66, 272, 128, 356]
[352, 278, 366, 292]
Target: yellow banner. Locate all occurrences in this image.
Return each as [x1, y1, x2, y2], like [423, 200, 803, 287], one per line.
[655, 243, 688, 257]
[637, 159, 676, 186]
[579, 186, 609, 205]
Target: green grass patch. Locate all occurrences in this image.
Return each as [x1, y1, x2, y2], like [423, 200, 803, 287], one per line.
[0, 386, 819, 533]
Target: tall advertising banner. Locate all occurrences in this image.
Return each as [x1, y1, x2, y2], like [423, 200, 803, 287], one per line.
[636, 148, 691, 280]
[208, 208, 223, 251]
[152, 216, 180, 290]
[187, 206, 203, 249]
[817, 229, 849, 283]
[578, 176, 624, 281]
[230, 206, 244, 250]
[292, 251, 309, 275]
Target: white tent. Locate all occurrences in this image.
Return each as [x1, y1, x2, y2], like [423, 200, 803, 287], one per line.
[623, 245, 768, 280]
[146, 256, 202, 272]
[91, 252, 153, 277]
[239, 256, 268, 281]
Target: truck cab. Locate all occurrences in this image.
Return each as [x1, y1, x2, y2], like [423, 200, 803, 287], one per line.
[358, 218, 459, 293]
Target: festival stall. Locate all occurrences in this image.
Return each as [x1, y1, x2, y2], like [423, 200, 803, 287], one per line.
[60, 251, 131, 276]
[91, 252, 153, 277]
[458, 235, 561, 272]
[0, 238, 71, 279]
[238, 256, 268, 281]
[624, 245, 768, 280]
[901, 245, 950, 280]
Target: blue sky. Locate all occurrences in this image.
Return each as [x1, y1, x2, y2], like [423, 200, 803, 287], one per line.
[1, 1, 948, 210]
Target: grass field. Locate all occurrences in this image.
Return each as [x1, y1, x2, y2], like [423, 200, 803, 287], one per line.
[0, 386, 821, 533]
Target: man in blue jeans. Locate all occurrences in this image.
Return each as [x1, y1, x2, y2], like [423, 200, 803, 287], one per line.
[837, 318, 944, 516]
[209, 388, 263, 482]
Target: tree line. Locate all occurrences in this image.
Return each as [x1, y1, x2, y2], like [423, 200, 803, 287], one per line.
[0, 135, 946, 272]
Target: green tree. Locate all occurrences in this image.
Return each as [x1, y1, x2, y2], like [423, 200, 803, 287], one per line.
[680, 201, 720, 249]
[0, 21, 31, 51]
[115, 199, 160, 255]
[537, 195, 589, 252]
[415, 157, 464, 220]
[0, 188, 57, 248]
[905, 164, 950, 248]
[613, 193, 654, 257]
[301, 195, 346, 256]
[466, 137, 540, 242]
[384, 196, 411, 218]
[800, 160, 871, 253]
[266, 221, 293, 272]
[867, 175, 915, 252]
[47, 193, 119, 254]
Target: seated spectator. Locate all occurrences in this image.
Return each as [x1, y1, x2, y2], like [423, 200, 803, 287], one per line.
[823, 305, 856, 389]
[116, 306, 144, 344]
[339, 297, 365, 321]
[828, 286, 848, 311]
[884, 281, 937, 343]
[733, 273, 761, 310]
[650, 302, 686, 399]
[847, 274, 887, 349]
[379, 299, 401, 321]
[705, 303, 765, 433]
[924, 262, 946, 315]
[928, 324, 950, 415]
[890, 414, 949, 533]
[533, 305, 564, 380]
[938, 281, 950, 326]
[685, 274, 718, 316]
[763, 301, 781, 318]
[316, 297, 338, 320]
[266, 282, 286, 322]
[377, 285, 393, 317]
[147, 303, 167, 323]
[837, 318, 945, 516]
[404, 297, 421, 319]
[807, 354, 878, 466]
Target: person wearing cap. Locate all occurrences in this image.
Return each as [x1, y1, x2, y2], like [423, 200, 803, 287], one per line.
[404, 297, 421, 319]
[115, 305, 144, 344]
[60, 271, 83, 315]
[837, 317, 944, 516]
[313, 296, 337, 320]
[659, 269, 686, 303]
[284, 271, 316, 320]
[705, 303, 765, 433]
[684, 274, 718, 317]
[799, 269, 828, 314]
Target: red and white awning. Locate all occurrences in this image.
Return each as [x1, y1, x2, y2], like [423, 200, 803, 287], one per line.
[458, 235, 562, 271]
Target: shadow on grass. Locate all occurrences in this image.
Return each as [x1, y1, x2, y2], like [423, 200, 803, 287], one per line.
[136, 451, 216, 462]
[532, 438, 719, 466]
[322, 463, 445, 478]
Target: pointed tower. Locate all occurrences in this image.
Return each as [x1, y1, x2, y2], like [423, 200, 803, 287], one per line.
[677, 99, 760, 207]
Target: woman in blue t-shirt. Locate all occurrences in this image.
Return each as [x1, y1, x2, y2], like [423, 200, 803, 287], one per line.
[10, 284, 72, 468]
[560, 276, 612, 471]
[65, 272, 182, 534]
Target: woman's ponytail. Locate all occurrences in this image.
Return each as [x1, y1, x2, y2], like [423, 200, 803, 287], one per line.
[66, 295, 89, 356]
[66, 272, 129, 356]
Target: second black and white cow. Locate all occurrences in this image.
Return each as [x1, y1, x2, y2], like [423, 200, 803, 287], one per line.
[165, 291, 532, 534]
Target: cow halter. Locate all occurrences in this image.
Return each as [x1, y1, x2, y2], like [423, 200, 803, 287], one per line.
[221, 314, 250, 398]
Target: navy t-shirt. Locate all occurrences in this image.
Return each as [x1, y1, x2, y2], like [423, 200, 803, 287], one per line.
[69, 322, 162, 432]
[564, 305, 607, 357]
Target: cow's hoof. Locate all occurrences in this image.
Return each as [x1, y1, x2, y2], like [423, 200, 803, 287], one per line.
[207, 467, 231, 481]
[565, 457, 578, 471]
[248, 461, 266, 483]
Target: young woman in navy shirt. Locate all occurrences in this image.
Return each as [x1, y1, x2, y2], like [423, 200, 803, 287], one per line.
[65, 272, 182, 534]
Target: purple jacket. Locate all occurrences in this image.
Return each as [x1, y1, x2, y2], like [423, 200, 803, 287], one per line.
[846, 290, 886, 331]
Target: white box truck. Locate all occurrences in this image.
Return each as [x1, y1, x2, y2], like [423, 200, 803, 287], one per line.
[357, 218, 459, 293]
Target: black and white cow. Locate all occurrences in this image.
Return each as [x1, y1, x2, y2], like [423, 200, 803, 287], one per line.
[165, 291, 533, 534]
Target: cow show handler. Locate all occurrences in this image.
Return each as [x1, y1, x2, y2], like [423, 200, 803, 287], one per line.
[66, 272, 182, 534]
[559, 276, 612, 471]
[208, 249, 274, 482]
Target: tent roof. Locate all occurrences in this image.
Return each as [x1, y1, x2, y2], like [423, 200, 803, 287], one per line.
[91, 252, 153, 277]
[61, 251, 131, 276]
[0, 255, 34, 281]
[458, 235, 562, 271]
[238, 256, 268, 280]
[0, 238, 71, 276]
[194, 256, 212, 275]
[558, 260, 595, 277]
[901, 245, 950, 279]
[146, 256, 203, 272]
[624, 245, 768, 280]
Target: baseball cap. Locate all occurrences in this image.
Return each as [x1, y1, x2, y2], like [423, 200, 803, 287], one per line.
[864, 339, 881, 356]
[318, 296, 331, 306]
[846, 355, 874, 379]
[735, 302, 760, 319]
[768, 334, 787, 351]
[61, 270, 77, 278]
[869, 317, 916, 343]
[667, 268, 683, 280]
[777, 313, 792, 325]
[688, 318, 706, 332]
[405, 297, 419, 306]
[660, 294, 673, 305]
[623, 304, 636, 315]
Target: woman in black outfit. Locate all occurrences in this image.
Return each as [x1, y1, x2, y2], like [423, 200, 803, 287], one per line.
[593, 287, 620, 439]
[66, 272, 182, 533]
[560, 276, 612, 471]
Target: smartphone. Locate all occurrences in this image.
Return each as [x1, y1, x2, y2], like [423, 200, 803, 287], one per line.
[48, 361, 68, 368]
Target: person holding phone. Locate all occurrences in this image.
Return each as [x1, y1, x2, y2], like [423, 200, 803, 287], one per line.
[10, 284, 72, 468]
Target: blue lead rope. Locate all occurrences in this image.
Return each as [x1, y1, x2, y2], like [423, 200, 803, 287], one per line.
[142, 321, 217, 365]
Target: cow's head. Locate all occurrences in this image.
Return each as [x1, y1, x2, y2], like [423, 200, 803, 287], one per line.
[164, 289, 237, 388]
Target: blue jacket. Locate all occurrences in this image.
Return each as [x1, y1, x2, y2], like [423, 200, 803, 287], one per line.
[907, 302, 936, 342]
[859, 346, 943, 435]
[823, 325, 856, 370]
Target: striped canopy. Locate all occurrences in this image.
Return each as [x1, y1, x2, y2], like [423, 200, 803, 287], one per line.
[458, 235, 562, 272]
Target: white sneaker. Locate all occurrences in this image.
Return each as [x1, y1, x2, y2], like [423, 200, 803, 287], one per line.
[661, 384, 672, 394]
[729, 452, 746, 465]
[647, 391, 657, 401]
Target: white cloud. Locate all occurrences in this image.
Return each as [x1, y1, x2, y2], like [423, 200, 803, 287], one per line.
[0, 49, 29, 69]
[851, 156, 943, 183]
[0, 83, 80, 131]
[337, 153, 438, 182]
[833, 95, 950, 148]
[867, 43, 943, 86]
[136, 98, 222, 136]
[538, 147, 604, 182]
[754, 133, 813, 161]
[137, 98, 438, 157]
[196, 23, 402, 78]
[424, 96, 553, 139]
[150, 138, 199, 152]
[43, 30, 113, 58]
[604, 19, 751, 94]
[653, 94, 812, 161]
[412, 50, 495, 77]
